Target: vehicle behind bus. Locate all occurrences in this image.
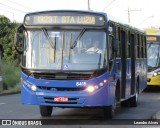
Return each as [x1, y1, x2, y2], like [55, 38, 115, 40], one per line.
[146, 35, 160, 86]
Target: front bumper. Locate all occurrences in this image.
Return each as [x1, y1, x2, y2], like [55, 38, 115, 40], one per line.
[21, 82, 111, 107]
[147, 76, 160, 86]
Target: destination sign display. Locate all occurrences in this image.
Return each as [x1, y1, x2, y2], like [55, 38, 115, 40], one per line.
[146, 35, 160, 42]
[24, 12, 105, 26]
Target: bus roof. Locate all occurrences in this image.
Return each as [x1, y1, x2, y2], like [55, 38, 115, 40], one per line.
[24, 10, 144, 33]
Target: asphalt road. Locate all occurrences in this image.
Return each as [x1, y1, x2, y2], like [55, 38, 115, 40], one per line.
[0, 87, 160, 127]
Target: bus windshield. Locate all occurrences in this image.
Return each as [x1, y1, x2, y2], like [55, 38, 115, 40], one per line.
[147, 43, 160, 68]
[23, 29, 106, 71]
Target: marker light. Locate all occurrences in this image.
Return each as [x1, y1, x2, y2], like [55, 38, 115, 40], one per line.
[103, 79, 107, 83]
[86, 85, 98, 93]
[99, 82, 104, 87]
[20, 77, 24, 81]
[31, 85, 37, 91]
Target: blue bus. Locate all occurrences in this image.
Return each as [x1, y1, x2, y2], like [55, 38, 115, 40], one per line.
[14, 10, 147, 119]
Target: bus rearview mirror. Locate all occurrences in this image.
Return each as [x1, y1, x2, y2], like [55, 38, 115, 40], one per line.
[14, 33, 19, 46]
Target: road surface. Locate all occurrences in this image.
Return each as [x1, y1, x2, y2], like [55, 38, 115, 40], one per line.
[0, 87, 160, 127]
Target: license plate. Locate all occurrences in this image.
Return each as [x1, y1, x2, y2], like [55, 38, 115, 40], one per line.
[54, 96, 68, 102]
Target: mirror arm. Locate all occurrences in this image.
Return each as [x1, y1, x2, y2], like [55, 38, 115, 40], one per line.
[14, 24, 25, 54]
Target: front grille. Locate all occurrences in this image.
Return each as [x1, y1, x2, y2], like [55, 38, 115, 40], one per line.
[37, 86, 86, 91]
[31, 72, 92, 80]
[44, 97, 79, 104]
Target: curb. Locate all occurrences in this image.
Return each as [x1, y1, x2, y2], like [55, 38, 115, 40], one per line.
[151, 111, 160, 120]
[0, 91, 20, 96]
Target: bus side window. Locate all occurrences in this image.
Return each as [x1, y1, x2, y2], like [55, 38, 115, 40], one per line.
[108, 35, 114, 70]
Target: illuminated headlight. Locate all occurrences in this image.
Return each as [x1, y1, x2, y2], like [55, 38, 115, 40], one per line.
[153, 72, 158, 76]
[99, 79, 107, 87]
[86, 85, 98, 93]
[23, 80, 37, 91]
[31, 85, 37, 91]
[153, 71, 160, 77]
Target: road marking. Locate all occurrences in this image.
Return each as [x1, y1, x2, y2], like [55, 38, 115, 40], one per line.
[0, 103, 6, 105]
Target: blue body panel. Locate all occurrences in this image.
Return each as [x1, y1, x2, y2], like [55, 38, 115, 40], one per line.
[21, 71, 116, 107]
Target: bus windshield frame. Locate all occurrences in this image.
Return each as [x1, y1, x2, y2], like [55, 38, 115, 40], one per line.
[22, 28, 107, 71]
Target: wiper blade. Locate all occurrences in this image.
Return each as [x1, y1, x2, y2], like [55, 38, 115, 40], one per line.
[68, 33, 72, 62]
[97, 53, 102, 69]
[147, 42, 153, 49]
[70, 28, 86, 49]
[41, 28, 55, 49]
[41, 27, 56, 62]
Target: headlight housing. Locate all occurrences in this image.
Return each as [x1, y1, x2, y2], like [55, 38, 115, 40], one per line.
[153, 71, 160, 77]
[86, 79, 107, 93]
[86, 85, 98, 93]
[21, 78, 37, 91]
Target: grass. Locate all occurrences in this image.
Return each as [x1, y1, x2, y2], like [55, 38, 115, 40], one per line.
[1, 60, 20, 91]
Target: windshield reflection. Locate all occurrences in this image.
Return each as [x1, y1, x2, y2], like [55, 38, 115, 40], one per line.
[147, 43, 160, 68]
[23, 30, 106, 71]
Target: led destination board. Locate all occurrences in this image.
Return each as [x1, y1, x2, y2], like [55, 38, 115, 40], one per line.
[24, 12, 105, 26]
[146, 35, 160, 43]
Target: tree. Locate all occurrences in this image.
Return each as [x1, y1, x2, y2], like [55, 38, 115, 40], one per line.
[0, 15, 19, 62]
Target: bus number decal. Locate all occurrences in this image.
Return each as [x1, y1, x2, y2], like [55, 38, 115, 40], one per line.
[76, 82, 86, 86]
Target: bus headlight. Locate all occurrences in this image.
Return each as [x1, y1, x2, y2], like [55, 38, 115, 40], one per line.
[23, 80, 37, 91]
[86, 85, 98, 93]
[153, 71, 160, 77]
[153, 72, 158, 76]
[31, 85, 37, 91]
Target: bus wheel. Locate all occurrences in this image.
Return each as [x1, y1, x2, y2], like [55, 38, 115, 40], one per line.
[130, 82, 139, 107]
[103, 105, 115, 119]
[39, 106, 53, 117]
[121, 99, 130, 107]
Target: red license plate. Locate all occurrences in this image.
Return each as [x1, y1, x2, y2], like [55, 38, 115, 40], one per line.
[54, 96, 68, 102]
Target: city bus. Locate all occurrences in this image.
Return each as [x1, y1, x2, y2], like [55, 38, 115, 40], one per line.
[14, 10, 147, 119]
[146, 35, 160, 86]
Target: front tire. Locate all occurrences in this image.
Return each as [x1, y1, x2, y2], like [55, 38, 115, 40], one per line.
[39, 106, 53, 117]
[130, 91, 139, 107]
[103, 105, 115, 119]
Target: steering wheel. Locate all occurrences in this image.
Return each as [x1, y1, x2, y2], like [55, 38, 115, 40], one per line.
[85, 51, 99, 54]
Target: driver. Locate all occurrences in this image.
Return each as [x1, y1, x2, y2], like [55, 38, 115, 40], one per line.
[86, 40, 102, 54]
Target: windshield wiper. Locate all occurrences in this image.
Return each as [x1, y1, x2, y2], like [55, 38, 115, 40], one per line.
[147, 42, 153, 49]
[70, 28, 86, 49]
[97, 53, 102, 69]
[41, 27, 56, 62]
[41, 28, 55, 49]
[68, 33, 73, 62]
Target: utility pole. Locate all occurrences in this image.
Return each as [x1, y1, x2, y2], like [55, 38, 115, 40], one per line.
[125, 8, 141, 23]
[87, 0, 91, 10]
